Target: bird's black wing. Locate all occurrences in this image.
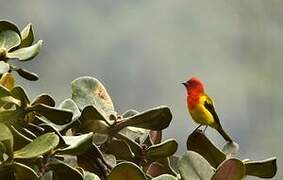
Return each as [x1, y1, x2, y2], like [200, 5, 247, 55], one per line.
[203, 95, 222, 128]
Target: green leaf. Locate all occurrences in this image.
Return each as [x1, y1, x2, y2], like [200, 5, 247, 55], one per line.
[71, 76, 115, 117]
[13, 132, 59, 159]
[108, 162, 146, 180]
[0, 84, 11, 97]
[103, 153, 116, 168]
[84, 171, 100, 180]
[0, 21, 21, 51]
[47, 98, 81, 133]
[114, 133, 142, 156]
[113, 106, 172, 132]
[211, 158, 245, 180]
[0, 61, 9, 74]
[16, 68, 39, 81]
[80, 118, 110, 134]
[29, 104, 73, 125]
[152, 174, 178, 180]
[58, 98, 80, 118]
[102, 139, 135, 161]
[49, 159, 83, 180]
[122, 109, 139, 118]
[58, 133, 93, 155]
[11, 86, 30, 108]
[146, 139, 178, 161]
[244, 157, 277, 178]
[0, 164, 14, 180]
[32, 94, 55, 107]
[147, 158, 178, 177]
[9, 125, 32, 150]
[0, 109, 22, 123]
[120, 127, 149, 144]
[0, 21, 21, 35]
[13, 162, 38, 180]
[187, 129, 226, 168]
[0, 123, 13, 158]
[81, 105, 107, 122]
[19, 23, 34, 48]
[7, 40, 42, 61]
[177, 151, 214, 180]
[0, 72, 15, 90]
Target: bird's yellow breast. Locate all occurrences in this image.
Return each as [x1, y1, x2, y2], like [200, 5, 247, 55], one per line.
[188, 94, 215, 126]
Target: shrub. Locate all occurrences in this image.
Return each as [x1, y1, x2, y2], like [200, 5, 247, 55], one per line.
[0, 20, 277, 180]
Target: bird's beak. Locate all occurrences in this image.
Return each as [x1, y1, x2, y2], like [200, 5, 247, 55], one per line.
[182, 82, 187, 86]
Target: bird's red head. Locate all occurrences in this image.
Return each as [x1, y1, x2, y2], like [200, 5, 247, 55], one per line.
[182, 76, 205, 109]
[182, 76, 205, 94]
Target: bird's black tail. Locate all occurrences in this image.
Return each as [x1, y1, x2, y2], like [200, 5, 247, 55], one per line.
[217, 127, 233, 143]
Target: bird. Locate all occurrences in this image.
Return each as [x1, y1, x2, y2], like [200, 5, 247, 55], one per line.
[182, 76, 233, 142]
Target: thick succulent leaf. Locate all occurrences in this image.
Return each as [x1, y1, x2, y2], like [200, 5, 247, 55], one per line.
[169, 155, 180, 173]
[0, 164, 14, 180]
[177, 151, 214, 180]
[122, 109, 139, 118]
[58, 98, 80, 118]
[108, 162, 146, 180]
[81, 105, 107, 122]
[0, 21, 21, 51]
[11, 86, 30, 108]
[187, 129, 226, 168]
[29, 104, 72, 125]
[71, 76, 115, 117]
[211, 158, 245, 180]
[13, 162, 38, 180]
[13, 132, 59, 159]
[0, 123, 13, 158]
[39, 123, 67, 148]
[103, 153, 116, 168]
[148, 158, 178, 177]
[102, 139, 135, 161]
[49, 98, 81, 132]
[0, 109, 22, 123]
[120, 127, 149, 144]
[146, 139, 178, 161]
[152, 174, 178, 180]
[0, 84, 11, 97]
[113, 106, 172, 132]
[32, 94, 55, 107]
[0, 72, 15, 90]
[0, 61, 9, 74]
[80, 119, 110, 134]
[114, 133, 143, 156]
[16, 68, 39, 81]
[244, 157, 277, 178]
[58, 133, 93, 155]
[13, 125, 37, 140]
[19, 23, 34, 48]
[77, 143, 112, 178]
[84, 171, 100, 180]
[49, 159, 83, 180]
[9, 125, 32, 150]
[92, 133, 108, 145]
[7, 40, 43, 61]
[0, 21, 21, 35]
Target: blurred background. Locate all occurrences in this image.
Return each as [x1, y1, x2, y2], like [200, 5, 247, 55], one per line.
[1, 0, 282, 178]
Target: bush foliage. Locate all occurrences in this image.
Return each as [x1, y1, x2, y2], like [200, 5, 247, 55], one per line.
[0, 21, 277, 180]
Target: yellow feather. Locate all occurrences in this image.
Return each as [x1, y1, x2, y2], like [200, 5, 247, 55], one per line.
[188, 94, 216, 127]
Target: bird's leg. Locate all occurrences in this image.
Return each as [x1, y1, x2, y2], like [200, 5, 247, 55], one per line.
[203, 125, 208, 132]
[193, 124, 202, 133]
